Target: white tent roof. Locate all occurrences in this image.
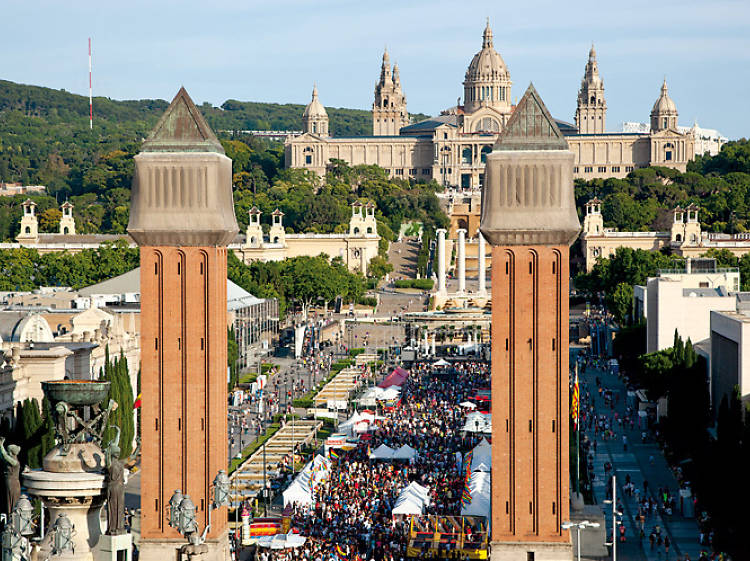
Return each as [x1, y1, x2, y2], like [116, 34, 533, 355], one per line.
[462, 412, 492, 434]
[282, 455, 330, 507]
[392, 482, 431, 515]
[434, 358, 451, 367]
[461, 471, 491, 520]
[257, 532, 307, 549]
[392, 444, 418, 461]
[459, 401, 477, 409]
[369, 444, 396, 460]
[470, 439, 492, 472]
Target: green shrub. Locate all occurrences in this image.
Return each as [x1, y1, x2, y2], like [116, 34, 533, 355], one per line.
[357, 296, 378, 307]
[348, 348, 365, 357]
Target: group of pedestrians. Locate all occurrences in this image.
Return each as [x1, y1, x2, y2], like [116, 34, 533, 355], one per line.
[577, 353, 733, 561]
[260, 360, 490, 561]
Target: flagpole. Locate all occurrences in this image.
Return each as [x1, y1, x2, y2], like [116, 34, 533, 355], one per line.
[575, 361, 581, 495]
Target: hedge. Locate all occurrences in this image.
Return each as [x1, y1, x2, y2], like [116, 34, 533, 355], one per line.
[394, 279, 434, 290]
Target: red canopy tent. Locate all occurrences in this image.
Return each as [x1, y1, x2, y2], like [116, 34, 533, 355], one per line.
[379, 367, 409, 389]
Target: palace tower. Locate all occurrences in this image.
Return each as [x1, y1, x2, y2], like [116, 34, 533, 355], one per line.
[480, 84, 580, 560]
[575, 45, 606, 134]
[373, 49, 408, 136]
[128, 88, 238, 561]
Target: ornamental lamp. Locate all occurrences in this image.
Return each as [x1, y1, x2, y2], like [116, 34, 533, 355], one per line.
[178, 496, 198, 536]
[168, 490, 183, 529]
[1, 525, 23, 561]
[51, 514, 74, 555]
[213, 470, 230, 508]
[12, 495, 34, 536]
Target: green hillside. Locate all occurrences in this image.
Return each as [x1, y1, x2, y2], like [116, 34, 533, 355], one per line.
[0, 79, 438, 241]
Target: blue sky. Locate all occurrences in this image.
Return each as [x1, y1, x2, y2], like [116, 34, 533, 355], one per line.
[3, 0, 749, 138]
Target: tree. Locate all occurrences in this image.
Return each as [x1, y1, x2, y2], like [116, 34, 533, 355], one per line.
[38, 208, 62, 232]
[100, 348, 135, 459]
[228, 326, 239, 390]
[609, 283, 633, 325]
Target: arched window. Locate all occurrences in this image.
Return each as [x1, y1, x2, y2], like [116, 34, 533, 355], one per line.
[250, 236, 257, 245]
[475, 118, 499, 133]
[663, 117, 668, 129]
[367, 227, 373, 234]
[273, 236, 279, 244]
[675, 234, 682, 242]
[590, 96, 596, 104]
[63, 227, 69, 234]
[25, 226, 30, 234]
[353, 227, 360, 235]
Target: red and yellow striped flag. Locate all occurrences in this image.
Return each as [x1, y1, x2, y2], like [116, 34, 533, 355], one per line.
[571, 370, 580, 428]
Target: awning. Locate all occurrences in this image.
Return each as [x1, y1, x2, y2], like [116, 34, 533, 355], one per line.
[379, 367, 409, 388]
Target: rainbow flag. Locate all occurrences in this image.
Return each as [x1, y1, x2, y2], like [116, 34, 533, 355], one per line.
[329, 448, 340, 460]
[461, 471, 472, 507]
[334, 545, 348, 561]
[571, 370, 580, 429]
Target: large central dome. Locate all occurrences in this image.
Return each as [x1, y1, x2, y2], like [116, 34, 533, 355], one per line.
[463, 20, 512, 115]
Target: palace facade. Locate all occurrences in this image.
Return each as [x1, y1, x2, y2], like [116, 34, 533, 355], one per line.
[285, 22, 696, 185]
[581, 199, 750, 271]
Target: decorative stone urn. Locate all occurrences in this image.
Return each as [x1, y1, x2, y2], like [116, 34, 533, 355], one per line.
[23, 381, 116, 561]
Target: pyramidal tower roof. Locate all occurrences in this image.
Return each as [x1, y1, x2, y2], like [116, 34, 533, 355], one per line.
[141, 87, 224, 154]
[495, 83, 568, 151]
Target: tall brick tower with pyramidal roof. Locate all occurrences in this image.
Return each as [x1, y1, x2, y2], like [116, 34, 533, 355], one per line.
[128, 87, 238, 561]
[480, 84, 580, 561]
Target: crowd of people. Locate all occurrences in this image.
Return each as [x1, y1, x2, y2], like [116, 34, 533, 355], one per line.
[265, 360, 490, 561]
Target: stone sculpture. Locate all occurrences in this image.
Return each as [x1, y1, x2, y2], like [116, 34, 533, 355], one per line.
[0, 437, 21, 516]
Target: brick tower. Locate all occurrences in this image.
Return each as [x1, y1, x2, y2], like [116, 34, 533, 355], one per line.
[128, 88, 238, 561]
[480, 84, 580, 561]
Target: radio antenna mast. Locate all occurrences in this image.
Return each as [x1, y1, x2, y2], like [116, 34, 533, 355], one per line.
[88, 38, 93, 130]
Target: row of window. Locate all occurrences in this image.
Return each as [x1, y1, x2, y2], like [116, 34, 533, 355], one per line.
[381, 169, 433, 176]
[574, 165, 634, 174]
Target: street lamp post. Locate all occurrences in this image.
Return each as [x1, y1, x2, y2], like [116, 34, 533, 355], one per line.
[603, 475, 622, 561]
[562, 520, 600, 561]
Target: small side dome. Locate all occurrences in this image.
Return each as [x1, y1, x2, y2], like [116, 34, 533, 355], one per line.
[303, 84, 328, 119]
[652, 79, 677, 115]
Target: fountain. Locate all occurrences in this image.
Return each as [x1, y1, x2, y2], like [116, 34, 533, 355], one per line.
[22, 380, 130, 561]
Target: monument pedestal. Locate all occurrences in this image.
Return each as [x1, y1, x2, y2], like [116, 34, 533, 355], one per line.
[95, 534, 133, 561]
[490, 541, 572, 561]
[138, 530, 229, 561]
[23, 469, 106, 561]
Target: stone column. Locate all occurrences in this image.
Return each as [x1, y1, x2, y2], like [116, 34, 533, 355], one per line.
[478, 232, 487, 294]
[457, 229, 466, 294]
[437, 229, 447, 294]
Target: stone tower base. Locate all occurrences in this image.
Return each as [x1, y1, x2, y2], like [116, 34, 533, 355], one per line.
[490, 540, 572, 561]
[139, 530, 229, 561]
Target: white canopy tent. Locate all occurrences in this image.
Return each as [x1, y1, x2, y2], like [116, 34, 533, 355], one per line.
[469, 439, 492, 472]
[392, 444, 418, 462]
[462, 412, 492, 434]
[359, 386, 402, 406]
[256, 532, 307, 549]
[434, 358, 451, 367]
[282, 454, 331, 507]
[392, 482, 431, 515]
[461, 472, 491, 521]
[369, 444, 396, 460]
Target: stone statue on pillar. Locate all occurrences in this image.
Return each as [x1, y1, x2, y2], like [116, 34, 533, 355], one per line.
[104, 441, 125, 535]
[0, 437, 20, 516]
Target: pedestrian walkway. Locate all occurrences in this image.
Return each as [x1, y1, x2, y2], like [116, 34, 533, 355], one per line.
[582, 364, 703, 561]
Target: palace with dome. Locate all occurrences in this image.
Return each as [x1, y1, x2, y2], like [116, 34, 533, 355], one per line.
[285, 21, 701, 187]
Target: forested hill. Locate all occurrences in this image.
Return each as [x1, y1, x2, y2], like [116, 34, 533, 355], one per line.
[0, 78, 443, 243]
[0, 78, 431, 188]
